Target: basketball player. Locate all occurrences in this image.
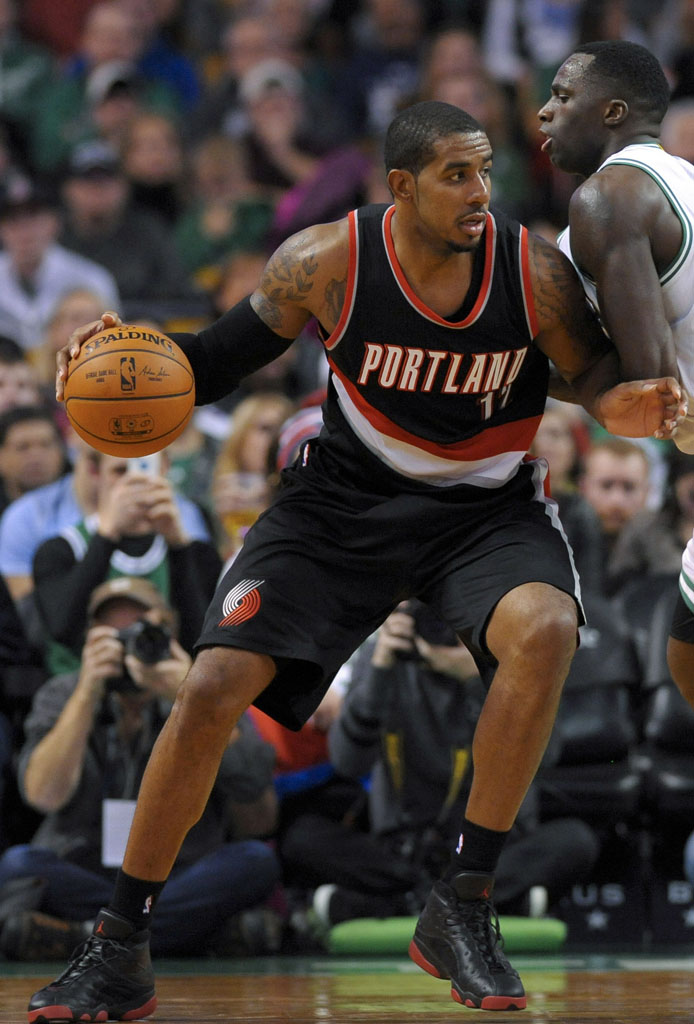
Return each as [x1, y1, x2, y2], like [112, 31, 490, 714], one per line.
[29, 101, 684, 1020]
[537, 41, 694, 714]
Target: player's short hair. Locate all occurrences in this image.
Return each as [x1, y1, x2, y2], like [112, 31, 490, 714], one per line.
[573, 41, 670, 123]
[384, 100, 484, 177]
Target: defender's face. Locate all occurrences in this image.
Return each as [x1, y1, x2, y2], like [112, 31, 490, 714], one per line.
[538, 54, 607, 178]
[413, 131, 492, 253]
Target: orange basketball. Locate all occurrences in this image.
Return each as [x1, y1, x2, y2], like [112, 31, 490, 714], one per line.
[64, 324, 195, 457]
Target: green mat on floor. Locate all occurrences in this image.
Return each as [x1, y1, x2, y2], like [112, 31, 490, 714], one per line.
[326, 915, 566, 955]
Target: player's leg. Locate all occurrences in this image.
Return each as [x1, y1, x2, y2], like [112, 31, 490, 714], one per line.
[667, 535, 694, 706]
[466, 581, 577, 831]
[409, 475, 581, 1011]
[121, 646, 275, 882]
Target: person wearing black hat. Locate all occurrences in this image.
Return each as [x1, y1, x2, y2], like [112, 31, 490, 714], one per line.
[59, 138, 195, 305]
[0, 575, 280, 961]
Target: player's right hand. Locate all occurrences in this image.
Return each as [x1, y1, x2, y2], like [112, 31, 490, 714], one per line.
[56, 310, 122, 402]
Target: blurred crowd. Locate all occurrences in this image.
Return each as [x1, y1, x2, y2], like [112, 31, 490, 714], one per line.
[0, 0, 693, 959]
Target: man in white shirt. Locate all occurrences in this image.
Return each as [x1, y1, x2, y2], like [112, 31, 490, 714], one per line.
[0, 176, 119, 351]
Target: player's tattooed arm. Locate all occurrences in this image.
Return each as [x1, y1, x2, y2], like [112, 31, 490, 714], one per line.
[528, 232, 612, 382]
[252, 231, 319, 332]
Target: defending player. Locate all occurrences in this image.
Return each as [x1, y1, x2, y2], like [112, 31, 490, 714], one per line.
[538, 40, 694, 711]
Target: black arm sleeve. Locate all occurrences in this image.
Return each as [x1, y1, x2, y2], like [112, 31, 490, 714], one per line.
[169, 295, 297, 406]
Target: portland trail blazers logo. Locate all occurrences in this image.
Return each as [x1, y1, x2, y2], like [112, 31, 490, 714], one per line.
[218, 579, 264, 626]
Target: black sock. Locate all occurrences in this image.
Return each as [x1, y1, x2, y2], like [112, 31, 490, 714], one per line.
[444, 816, 509, 880]
[108, 870, 166, 932]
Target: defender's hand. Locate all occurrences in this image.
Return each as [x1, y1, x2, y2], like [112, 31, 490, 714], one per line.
[56, 310, 122, 402]
[598, 377, 687, 439]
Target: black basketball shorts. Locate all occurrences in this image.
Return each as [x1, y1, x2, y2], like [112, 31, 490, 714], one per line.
[196, 451, 583, 729]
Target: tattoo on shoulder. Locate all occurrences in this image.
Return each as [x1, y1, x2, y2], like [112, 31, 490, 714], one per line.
[256, 240, 319, 329]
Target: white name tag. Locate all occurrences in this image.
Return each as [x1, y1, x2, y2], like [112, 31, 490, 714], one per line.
[101, 798, 137, 867]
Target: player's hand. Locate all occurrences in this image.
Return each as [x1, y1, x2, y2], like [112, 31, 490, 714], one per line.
[598, 376, 687, 439]
[56, 310, 122, 402]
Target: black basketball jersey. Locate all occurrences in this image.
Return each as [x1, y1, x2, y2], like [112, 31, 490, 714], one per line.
[320, 203, 549, 489]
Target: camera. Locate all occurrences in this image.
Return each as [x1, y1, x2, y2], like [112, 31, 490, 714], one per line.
[118, 620, 172, 664]
[394, 601, 459, 662]
[105, 621, 172, 694]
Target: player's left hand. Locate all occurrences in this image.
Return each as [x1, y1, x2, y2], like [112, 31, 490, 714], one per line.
[598, 376, 687, 439]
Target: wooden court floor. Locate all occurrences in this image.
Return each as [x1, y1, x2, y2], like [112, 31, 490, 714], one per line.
[3, 953, 694, 1023]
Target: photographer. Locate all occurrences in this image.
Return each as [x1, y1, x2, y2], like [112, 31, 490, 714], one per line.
[0, 577, 280, 960]
[321, 601, 599, 926]
[31, 451, 221, 675]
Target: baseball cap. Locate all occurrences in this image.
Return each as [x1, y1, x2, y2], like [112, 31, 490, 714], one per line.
[66, 139, 121, 180]
[239, 58, 303, 104]
[0, 175, 57, 220]
[86, 60, 139, 107]
[87, 577, 170, 620]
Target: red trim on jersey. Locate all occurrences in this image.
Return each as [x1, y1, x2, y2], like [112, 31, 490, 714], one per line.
[323, 210, 358, 352]
[383, 205, 495, 327]
[519, 226, 539, 337]
[330, 356, 541, 460]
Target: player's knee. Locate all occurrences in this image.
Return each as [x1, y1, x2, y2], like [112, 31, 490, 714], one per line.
[492, 587, 577, 668]
[174, 646, 275, 732]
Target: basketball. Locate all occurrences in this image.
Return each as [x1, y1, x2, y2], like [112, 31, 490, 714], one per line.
[63, 324, 195, 457]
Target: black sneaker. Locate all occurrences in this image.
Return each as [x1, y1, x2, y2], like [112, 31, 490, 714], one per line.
[27, 909, 156, 1023]
[409, 872, 526, 1011]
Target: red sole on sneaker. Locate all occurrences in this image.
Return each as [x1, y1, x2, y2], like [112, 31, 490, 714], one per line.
[408, 939, 448, 979]
[27, 995, 157, 1023]
[452, 988, 527, 1011]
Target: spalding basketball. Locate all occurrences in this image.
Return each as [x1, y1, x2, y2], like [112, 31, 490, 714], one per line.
[64, 324, 195, 457]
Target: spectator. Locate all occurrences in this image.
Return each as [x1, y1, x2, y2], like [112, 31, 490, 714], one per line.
[30, 288, 110, 394]
[0, 437, 211, 604]
[58, 139, 193, 307]
[0, 576, 279, 960]
[530, 400, 604, 593]
[32, 449, 221, 676]
[120, 110, 187, 225]
[579, 438, 652, 594]
[29, 0, 180, 174]
[609, 448, 694, 593]
[0, 336, 42, 415]
[0, 174, 120, 351]
[334, 0, 426, 140]
[416, 23, 485, 100]
[0, 406, 68, 515]
[174, 135, 273, 284]
[117, 0, 201, 112]
[211, 392, 295, 557]
[190, 13, 293, 143]
[0, 0, 55, 171]
[238, 57, 339, 199]
[320, 601, 599, 924]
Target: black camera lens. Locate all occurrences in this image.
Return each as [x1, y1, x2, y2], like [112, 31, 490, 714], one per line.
[117, 620, 172, 665]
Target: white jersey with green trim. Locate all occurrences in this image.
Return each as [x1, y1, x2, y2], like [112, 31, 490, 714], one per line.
[557, 142, 694, 423]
